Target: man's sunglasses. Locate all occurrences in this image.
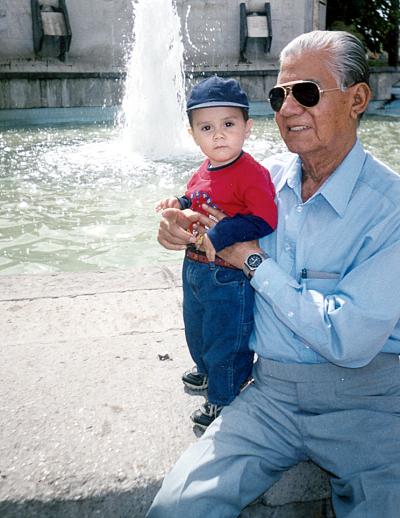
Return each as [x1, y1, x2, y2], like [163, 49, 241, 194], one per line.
[268, 80, 341, 112]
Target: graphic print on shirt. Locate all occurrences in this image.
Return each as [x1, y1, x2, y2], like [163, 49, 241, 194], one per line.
[189, 191, 218, 213]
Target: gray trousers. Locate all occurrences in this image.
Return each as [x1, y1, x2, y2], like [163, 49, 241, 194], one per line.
[147, 353, 400, 518]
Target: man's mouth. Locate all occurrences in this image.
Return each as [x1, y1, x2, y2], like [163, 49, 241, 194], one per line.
[288, 125, 310, 132]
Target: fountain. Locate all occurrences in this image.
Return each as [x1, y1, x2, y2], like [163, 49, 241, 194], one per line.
[120, 0, 192, 158]
[0, 1, 399, 275]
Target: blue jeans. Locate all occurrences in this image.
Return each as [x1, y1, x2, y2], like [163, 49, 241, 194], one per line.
[182, 256, 255, 406]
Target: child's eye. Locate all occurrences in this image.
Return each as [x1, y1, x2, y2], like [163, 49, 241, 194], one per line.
[201, 125, 211, 132]
[225, 121, 234, 127]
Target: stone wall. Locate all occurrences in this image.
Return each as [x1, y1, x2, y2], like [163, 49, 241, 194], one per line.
[370, 67, 400, 102]
[177, 0, 319, 67]
[0, 0, 397, 114]
[0, 0, 133, 67]
[0, 69, 123, 110]
[0, 0, 322, 68]
[0, 0, 325, 111]
[0, 1, 33, 59]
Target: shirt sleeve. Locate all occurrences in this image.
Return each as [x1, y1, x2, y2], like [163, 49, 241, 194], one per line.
[240, 162, 278, 230]
[251, 238, 400, 367]
[207, 214, 274, 252]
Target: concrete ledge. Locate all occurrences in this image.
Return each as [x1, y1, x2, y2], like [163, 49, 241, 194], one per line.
[0, 106, 119, 128]
[262, 461, 331, 507]
[369, 67, 400, 101]
[0, 267, 333, 517]
[0, 103, 273, 128]
[1, 61, 398, 114]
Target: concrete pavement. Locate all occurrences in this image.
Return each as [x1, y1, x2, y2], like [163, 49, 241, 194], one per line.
[0, 266, 333, 517]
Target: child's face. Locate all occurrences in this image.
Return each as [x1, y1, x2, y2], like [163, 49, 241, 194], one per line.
[189, 106, 253, 167]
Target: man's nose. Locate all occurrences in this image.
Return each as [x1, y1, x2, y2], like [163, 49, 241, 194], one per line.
[279, 92, 304, 115]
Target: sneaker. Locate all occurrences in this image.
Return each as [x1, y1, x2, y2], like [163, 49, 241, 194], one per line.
[182, 367, 208, 391]
[191, 402, 223, 429]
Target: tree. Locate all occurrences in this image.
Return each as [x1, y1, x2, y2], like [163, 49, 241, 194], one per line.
[326, 0, 399, 66]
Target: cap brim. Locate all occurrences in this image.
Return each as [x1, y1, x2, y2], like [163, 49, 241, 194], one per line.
[186, 101, 249, 111]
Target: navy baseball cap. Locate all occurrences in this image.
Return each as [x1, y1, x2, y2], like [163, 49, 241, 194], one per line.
[186, 75, 249, 112]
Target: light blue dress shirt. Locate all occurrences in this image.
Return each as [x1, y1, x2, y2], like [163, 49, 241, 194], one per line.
[250, 139, 400, 367]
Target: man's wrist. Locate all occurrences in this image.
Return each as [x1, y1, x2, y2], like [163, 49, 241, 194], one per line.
[243, 250, 269, 279]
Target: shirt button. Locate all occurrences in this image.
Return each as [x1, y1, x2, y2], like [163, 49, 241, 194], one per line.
[284, 242, 291, 252]
[287, 311, 294, 318]
[296, 205, 303, 213]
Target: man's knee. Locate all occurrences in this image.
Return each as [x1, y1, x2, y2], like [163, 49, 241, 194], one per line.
[146, 487, 174, 518]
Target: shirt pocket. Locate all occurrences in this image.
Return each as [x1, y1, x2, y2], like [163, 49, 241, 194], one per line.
[300, 271, 340, 295]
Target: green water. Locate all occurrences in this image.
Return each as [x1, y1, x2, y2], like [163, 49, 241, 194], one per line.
[0, 117, 399, 275]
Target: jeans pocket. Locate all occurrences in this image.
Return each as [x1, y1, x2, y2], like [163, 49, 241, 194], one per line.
[213, 266, 246, 286]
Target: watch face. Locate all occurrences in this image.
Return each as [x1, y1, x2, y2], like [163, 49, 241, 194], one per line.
[247, 253, 263, 269]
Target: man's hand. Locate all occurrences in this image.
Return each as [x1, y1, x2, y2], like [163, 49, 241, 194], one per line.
[202, 234, 216, 262]
[218, 241, 261, 269]
[157, 208, 199, 250]
[200, 205, 263, 269]
[155, 197, 181, 212]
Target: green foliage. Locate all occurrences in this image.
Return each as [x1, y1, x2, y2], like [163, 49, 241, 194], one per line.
[326, 0, 399, 66]
[329, 20, 364, 43]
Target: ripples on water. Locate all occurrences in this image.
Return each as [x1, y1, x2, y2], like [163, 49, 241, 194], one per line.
[0, 117, 399, 275]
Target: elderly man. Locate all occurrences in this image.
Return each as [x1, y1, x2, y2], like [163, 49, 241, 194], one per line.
[147, 30, 400, 517]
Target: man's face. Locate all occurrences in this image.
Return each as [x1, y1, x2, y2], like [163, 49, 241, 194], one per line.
[189, 106, 252, 167]
[274, 50, 358, 162]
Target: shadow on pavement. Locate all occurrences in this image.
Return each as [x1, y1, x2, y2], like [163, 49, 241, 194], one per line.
[0, 482, 162, 518]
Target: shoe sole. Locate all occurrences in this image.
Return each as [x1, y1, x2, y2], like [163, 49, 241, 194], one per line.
[190, 415, 211, 430]
[182, 380, 208, 391]
[192, 421, 208, 431]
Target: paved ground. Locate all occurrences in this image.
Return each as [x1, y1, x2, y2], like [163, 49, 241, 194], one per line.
[0, 265, 332, 518]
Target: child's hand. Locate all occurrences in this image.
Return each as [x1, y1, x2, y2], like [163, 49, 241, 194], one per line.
[198, 234, 216, 262]
[155, 197, 181, 212]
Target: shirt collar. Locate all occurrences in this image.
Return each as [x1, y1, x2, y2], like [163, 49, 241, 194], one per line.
[274, 154, 300, 195]
[276, 139, 367, 217]
[207, 150, 244, 171]
[316, 139, 367, 217]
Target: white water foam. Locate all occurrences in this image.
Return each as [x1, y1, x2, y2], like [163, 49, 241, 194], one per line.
[121, 0, 194, 159]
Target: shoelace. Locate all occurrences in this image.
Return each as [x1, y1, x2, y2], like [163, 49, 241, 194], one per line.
[203, 403, 222, 417]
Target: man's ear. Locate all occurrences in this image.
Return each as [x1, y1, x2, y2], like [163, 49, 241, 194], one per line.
[350, 83, 371, 119]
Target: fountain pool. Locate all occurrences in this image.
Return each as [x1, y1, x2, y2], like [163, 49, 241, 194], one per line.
[0, 116, 399, 275]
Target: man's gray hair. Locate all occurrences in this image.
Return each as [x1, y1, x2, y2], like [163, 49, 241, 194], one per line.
[280, 30, 369, 89]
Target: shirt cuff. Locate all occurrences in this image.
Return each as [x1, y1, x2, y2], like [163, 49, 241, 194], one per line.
[251, 259, 300, 299]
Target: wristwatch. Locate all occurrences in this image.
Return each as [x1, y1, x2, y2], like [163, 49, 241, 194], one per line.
[243, 251, 269, 279]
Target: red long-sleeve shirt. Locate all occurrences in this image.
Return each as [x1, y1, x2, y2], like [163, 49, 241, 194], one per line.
[182, 151, 277, 251]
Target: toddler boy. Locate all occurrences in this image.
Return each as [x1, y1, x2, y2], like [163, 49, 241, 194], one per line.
[156, 75, 277, 429]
